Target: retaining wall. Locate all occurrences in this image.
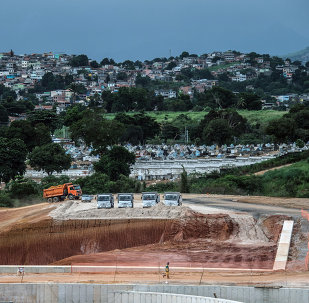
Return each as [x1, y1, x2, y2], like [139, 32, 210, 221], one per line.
[0, 284, 309, 303]
[115, 291, 242, 303]
[0, 266, 71, 274]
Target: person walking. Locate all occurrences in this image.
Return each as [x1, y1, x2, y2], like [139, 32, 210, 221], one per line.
[165, 262, 170, 279]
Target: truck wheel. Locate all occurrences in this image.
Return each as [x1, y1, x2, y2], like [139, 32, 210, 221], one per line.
[47, 198, 53, 203]
[69, 194, 74, 200]
[53, 197, 59, 202]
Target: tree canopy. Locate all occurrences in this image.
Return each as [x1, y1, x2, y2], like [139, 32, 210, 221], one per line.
[94, 145, 135, 181]
[69, 54, 89, 67]
[28, 143, 72, 175]
[0, 137, 27, 182]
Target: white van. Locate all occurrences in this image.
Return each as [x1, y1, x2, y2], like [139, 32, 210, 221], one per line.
[97, 194, 114, 209]
[118, 193, 134, 208]
[142, 192, 160, 208]
[163, 192, 182, 206]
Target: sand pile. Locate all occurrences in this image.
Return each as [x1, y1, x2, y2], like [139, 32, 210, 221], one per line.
[49, 201, 194, 220]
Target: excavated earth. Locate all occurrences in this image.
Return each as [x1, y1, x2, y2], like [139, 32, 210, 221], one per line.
[0, 199, 294, 270]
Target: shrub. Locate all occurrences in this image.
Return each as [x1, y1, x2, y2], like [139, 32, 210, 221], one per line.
[0, 191, 14, 207]
[6, 178, 40, 199]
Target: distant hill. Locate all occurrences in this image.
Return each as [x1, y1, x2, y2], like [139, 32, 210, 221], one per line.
[281, 46, 309, 63]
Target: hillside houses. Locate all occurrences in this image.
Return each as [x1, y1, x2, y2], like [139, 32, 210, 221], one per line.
[0, 49, 308, 113]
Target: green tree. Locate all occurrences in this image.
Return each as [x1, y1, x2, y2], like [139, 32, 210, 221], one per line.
[165, 62, 177, 70]
[0, 84, 17, 100]
[63, 104, 87, 127]
[0, 137, 27, 183]
[69, 110, 124, 154]
[198, 109, 247, 142]
[161, 122, 179, 141]
[116, 71, 128, 81]
[266, 118, 296, 142]
[29, 143, 72, 175]
[202, 119, 232, 145]
[180, 51, 189, 59]
[197, 87, 238, 109]
[6, 120, 51, 152]
[90, 60, 99, 68]
[0, 191, 14, 207]
[295, 139, 305, 148]
[135, 74, 151, 88]
[27, 110, 60, 134]
[94, 145, 135, 181]
[6, 177, 40, 199]
[121, 60, 135, 70]
[1, 97, 34, 116]
[0, 105, 8, 124]
[69, 54, 89, 67]
[114, 112, 160, 143]
[100, 58, 116, 66]
[180, 167, 190, 193]
[237, 92, 262, 110]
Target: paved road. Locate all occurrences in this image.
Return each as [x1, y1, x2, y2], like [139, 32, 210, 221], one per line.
[183, 196, 302, 219]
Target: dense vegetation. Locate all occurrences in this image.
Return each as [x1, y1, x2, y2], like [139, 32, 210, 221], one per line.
[148, 151, 309, 198]
[1, 49, 309, 204]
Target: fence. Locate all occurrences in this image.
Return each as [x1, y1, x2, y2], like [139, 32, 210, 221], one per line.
[301, 209, 309, 270]
[1, 284, 309, 303]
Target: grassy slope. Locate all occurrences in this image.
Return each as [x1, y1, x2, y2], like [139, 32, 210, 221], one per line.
[105, 110, 285, 127]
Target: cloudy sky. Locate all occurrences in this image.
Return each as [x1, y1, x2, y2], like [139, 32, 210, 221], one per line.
[1, 0, 308, 61]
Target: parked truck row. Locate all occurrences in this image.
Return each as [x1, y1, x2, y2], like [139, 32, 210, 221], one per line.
[96, 192, 182, 209]
[43, 184, 182, 208]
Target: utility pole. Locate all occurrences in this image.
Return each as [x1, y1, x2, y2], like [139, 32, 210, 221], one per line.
[184, 127, 189, 144]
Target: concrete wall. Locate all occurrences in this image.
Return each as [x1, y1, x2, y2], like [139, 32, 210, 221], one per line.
[131, 156, 275, 180]
[25, 156, 275, 180]
[0, 266, 71, 274]
[0, 284, 309, 303]
[115, 291, 243, 303]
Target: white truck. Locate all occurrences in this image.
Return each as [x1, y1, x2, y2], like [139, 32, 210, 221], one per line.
[97, 193, 114, 209]
[117, 193, 134, 208]
[163, 192, 182, 206]
[142, 192, 160, 208]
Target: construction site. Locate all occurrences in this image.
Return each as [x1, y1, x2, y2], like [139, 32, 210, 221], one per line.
[0, 194, 308, 302]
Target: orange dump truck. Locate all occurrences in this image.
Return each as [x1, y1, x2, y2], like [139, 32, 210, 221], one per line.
[43, 183, 82, 203]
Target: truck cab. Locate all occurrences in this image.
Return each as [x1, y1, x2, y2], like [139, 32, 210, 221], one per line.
[117, 193, 134, 208]
[67, 184, 82, 200]
[97, 194, 114, 209]
[163, 192, 182, 206]
[142, 192, 160, 208]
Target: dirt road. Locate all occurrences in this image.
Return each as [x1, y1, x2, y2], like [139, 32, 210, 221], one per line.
[0, 270, 308, 287]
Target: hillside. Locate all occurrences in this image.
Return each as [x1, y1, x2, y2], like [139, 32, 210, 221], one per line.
[282, 46, 309, 63]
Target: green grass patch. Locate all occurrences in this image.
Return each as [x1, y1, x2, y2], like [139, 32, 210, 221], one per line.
[105, 110, 285, 127]
[222, 150, 309, 176]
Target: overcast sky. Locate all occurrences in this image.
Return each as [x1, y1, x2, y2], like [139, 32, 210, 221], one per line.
[1, 0, 308, 61]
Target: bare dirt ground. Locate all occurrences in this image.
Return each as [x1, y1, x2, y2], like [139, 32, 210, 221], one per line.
[0, 203, 54, 231]
[0, 194, 308, 286]
[0, 271, 308, 288]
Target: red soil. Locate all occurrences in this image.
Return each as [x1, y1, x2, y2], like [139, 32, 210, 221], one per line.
[55, 239, 276, 270]
[0, 204, 281, 270]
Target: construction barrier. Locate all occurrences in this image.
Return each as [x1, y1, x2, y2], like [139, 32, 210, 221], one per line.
[301, 209, 309, 270]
